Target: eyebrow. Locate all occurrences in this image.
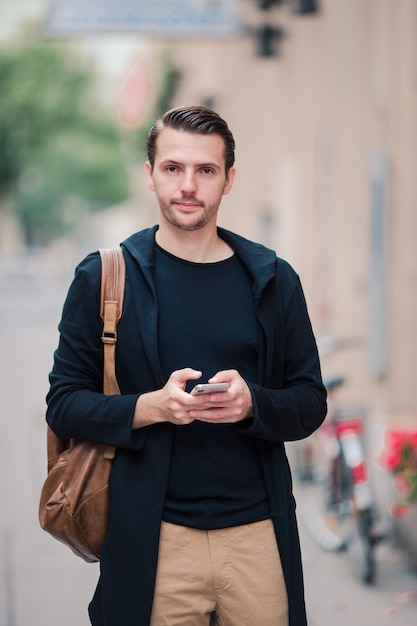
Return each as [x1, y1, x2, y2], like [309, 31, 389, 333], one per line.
[159, 159, 221, 171]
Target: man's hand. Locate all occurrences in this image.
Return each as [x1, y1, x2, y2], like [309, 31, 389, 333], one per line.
[133, 368, 253, 429]
[190, 369, 253, 424]
[133, 368, 202, 428]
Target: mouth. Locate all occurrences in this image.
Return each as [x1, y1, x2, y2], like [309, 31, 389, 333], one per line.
[172, 198, 203, 211]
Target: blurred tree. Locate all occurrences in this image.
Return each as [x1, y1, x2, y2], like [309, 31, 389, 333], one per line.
[0, 38, 129, 245]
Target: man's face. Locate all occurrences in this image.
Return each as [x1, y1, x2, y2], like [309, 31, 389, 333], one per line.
[145, 127, 235, 232]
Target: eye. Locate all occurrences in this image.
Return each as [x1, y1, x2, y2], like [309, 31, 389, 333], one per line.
[201, 167, 214, 175]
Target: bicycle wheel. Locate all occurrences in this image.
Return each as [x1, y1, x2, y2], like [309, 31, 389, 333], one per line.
[338, 506, 375, 584]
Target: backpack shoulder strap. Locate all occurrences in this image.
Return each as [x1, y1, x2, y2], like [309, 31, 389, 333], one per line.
[99, 247, 126, 396]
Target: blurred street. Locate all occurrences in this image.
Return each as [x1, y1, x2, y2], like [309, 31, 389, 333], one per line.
[0, 269, 416, 626]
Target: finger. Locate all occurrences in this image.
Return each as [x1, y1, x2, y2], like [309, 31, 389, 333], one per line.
[194, 409, 243, 424]
[208, 369, 238, 384]
[170, 368, 202, 387]
[190, 404, 236, 420]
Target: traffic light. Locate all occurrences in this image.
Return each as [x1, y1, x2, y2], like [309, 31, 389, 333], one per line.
[292, 0, 319, 13]
[257, 0, 283, 9]
[256, 24, 285, 57]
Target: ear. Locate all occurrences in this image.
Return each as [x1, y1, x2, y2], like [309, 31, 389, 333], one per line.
[144, 161, 155, 191]
[222, 166, 236, 196]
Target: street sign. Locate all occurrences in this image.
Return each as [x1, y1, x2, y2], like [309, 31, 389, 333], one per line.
[45, 0, 241, 36]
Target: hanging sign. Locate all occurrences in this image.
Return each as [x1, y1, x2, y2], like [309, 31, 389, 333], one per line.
[45, 0, 241, 36]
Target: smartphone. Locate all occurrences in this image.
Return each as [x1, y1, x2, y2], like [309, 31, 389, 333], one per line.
[190, 383, 231, 395]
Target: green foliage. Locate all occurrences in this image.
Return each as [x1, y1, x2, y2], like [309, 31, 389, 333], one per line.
[0, 38, 129, 244]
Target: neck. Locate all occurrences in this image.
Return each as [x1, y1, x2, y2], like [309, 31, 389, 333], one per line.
[155, 225, 233, 263]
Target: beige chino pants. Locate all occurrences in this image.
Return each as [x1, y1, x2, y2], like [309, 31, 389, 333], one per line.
[149, 519, 289, 626]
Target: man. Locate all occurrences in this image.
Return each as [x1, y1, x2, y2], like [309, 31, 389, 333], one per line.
[46, 105, 327, 626]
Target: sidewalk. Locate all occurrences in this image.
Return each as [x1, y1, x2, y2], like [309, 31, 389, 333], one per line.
[293, 473, 417, 626]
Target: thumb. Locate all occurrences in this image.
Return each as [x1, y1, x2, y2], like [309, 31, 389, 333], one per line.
[170, 368, 202, 388]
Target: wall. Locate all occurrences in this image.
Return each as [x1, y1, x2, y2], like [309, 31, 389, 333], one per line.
[158, 0, 417, 531]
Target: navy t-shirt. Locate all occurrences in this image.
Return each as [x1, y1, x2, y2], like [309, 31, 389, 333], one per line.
[154, 243, 270, 530]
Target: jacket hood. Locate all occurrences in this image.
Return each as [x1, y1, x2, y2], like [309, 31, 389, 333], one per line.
[122, 226, 277, 298]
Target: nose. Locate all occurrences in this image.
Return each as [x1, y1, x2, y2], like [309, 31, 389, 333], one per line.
[180, 170, 197, 195]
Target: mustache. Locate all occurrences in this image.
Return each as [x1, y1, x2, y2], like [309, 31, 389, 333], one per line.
[171, 196, 204, 206]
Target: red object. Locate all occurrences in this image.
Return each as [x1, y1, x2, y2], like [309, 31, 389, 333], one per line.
[352, 461, 367, 484]
[116, 57, 155, 129]
[335, 418, 363, 437]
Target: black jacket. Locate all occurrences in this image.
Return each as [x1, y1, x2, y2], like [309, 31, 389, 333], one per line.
[47, 226, 327, 625]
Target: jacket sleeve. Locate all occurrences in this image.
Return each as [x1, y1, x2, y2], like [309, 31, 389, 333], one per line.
[46, 254, 147, 450]
[240, 266, 327, 443]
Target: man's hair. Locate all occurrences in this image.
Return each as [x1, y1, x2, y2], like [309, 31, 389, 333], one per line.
[146, 105, 235, 174]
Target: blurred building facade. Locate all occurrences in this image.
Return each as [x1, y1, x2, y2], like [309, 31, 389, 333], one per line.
[158, 0, 416, 424]
[150, 0, 417, 542]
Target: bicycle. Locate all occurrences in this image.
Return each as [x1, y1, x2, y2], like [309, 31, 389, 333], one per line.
[296, 378, 381, 584]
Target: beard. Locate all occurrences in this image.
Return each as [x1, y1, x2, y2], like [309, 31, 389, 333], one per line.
[157, 194, 222, 231]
